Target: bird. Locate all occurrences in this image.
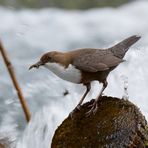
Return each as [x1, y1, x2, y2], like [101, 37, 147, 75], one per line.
[29, 35, 141, 116]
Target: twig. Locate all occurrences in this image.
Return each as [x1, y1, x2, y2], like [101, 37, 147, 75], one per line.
[0, 40, 31, 122]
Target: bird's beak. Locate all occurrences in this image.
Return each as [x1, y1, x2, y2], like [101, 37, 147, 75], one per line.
[29, 61, 44, 70]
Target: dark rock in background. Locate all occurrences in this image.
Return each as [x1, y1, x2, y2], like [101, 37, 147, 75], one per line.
[52, 96, 148, 148]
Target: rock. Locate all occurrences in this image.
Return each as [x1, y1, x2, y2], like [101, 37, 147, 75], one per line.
[52, 96, 148, 148]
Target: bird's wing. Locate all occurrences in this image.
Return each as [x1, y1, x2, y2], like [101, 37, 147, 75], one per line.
[73, 52, 124, 72]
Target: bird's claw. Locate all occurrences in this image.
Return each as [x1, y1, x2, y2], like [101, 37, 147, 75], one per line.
[86, 101, 98, 117]
[69, 110, 75, 119]
[76, 104, 81, 111]
[87, 103, 94, 108]
[69, 105, 81, 119]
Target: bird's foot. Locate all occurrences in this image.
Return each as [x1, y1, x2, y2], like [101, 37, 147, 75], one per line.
[86, 101, 98, 117]
[75, 104, 81, 111]
[69, 104, 81, 119]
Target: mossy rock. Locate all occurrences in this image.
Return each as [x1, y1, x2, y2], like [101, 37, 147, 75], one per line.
[52, 96, 148, 148]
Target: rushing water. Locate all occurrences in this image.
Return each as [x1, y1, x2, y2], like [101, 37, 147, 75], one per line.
[0, 0, 148, 147]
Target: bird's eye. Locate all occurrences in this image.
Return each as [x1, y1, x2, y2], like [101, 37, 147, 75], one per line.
[48, 57, 51, 60]
[48, 56, 54, 62]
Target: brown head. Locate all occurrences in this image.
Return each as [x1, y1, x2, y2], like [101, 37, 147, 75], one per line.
[29, 51, 59, 70]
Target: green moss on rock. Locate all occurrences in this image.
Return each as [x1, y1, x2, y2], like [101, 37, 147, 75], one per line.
[52, 96, 148, 148]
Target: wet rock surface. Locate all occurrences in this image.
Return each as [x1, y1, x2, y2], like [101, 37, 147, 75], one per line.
[52, 96, 148, 148]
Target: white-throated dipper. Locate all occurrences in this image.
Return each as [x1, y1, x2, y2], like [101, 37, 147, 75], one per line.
[29, 35, 140, 116]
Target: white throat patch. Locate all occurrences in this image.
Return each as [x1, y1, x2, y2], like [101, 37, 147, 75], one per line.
[44, 63, 81, 83]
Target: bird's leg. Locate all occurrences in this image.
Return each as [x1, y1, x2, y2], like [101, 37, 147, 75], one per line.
[69, 83, 91, 118]
[75, 83, 91, 110]
[86, 80, 108, 116]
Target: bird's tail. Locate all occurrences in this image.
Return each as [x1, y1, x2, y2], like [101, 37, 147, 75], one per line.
[109, 35, 141, 59]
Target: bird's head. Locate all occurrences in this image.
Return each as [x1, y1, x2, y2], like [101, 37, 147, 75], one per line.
[29, 51, 58, 70]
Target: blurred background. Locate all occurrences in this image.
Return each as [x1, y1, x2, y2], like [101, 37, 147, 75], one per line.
[0, 0, 148, 148]
[0, 0, 132, 9]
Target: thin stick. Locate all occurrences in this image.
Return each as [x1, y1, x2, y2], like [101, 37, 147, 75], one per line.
[0, 40, 31, 122]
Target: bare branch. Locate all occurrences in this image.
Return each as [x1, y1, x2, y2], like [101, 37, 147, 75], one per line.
[0, 40, 31, 122]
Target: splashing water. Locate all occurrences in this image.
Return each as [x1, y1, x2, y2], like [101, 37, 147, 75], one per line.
[0, 0, 148, 147]
[121, 75, 129, 100]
